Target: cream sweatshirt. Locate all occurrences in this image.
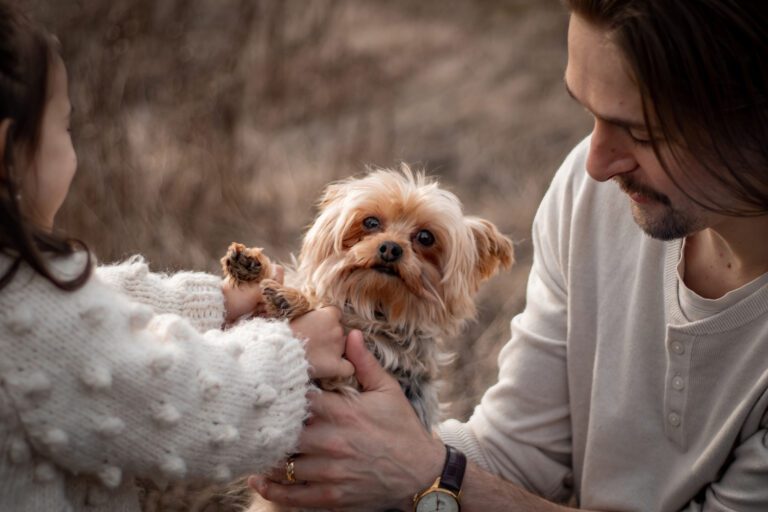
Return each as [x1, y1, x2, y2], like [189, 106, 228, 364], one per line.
[0, 254, 310, 511]
[439, 138, 768, 511]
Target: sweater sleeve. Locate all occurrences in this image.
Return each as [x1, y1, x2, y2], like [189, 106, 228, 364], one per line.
[95, 256, 226, 333]
[437, 144, 581, 503]
[0, 263, 309, 490]
[680, 417, 768, 511]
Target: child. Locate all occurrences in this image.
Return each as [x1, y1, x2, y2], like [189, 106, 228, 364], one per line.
[0, 3, 353, 510]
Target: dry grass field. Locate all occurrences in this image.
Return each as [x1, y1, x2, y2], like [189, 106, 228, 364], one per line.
[25, 0, 590, 421]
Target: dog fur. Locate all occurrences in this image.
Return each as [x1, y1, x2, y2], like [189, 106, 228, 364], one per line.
[220, 166, 513, 512]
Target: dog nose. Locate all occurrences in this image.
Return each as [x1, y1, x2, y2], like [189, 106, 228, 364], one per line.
[378, 241, 403, 263]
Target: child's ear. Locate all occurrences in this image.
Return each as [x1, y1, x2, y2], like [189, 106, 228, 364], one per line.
[465, 216, 514, 281]
[0, 118, 13, 178]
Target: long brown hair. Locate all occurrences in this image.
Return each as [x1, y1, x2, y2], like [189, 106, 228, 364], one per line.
[563, 0, 768, 215]
[0, 2, 91, 290]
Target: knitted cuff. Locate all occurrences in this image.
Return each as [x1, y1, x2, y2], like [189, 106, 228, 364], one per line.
[165, 272, 226, 332]
[95, 257, 226, 333]
[436, 419, 493, 472]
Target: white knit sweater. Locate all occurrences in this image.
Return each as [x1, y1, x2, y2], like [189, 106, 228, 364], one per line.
[438, 138, 768, 511]
[0, 254, 310, 511]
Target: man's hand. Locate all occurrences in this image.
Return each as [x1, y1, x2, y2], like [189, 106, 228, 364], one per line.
[249, 330, 445, 511]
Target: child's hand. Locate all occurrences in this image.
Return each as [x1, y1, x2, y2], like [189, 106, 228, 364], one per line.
[221, 266, 285, 323]
[289, 307, 355, 379]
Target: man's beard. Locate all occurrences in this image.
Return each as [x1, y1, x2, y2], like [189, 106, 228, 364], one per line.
[615, 176, 704, 241]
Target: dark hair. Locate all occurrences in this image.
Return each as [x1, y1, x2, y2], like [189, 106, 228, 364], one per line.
[0, 2, 91, 290]
[563, 0, 768, 215]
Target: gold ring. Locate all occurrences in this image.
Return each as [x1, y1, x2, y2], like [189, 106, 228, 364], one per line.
[285, 458, 296, 483]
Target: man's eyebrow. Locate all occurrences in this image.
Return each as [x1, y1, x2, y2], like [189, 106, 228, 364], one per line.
[563, 78, 648, 130]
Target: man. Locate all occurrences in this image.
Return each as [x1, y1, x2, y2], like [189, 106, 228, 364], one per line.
[251, 1, 768, 510]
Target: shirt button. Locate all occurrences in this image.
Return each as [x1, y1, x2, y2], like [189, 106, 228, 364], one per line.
[670, 341, 685, 355]
[672, 376, 685, 390]
[668, 412, 681, 427]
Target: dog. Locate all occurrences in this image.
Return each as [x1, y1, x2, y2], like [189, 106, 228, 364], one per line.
[220, 166, 513, 511]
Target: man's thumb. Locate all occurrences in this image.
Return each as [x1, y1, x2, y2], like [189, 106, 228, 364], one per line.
[345, 329, 391, 391]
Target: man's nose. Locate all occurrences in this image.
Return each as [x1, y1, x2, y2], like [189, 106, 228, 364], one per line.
[585, 119, 638, 182]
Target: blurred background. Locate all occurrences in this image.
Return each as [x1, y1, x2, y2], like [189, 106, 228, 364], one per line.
[25, 0, 590, 420]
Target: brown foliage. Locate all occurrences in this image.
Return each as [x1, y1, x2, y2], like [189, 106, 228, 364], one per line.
[25, 0, 589, 423]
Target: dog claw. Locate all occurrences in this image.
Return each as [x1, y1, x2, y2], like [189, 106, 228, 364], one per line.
[261, 279, 311, 320]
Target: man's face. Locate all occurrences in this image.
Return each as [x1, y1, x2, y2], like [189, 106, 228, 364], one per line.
[564, 14, 718, 240]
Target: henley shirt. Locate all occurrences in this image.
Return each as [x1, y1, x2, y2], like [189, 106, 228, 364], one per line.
[439, 137, 768, 512]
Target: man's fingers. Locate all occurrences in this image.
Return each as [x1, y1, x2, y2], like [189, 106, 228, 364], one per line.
[249, 474, 266, 490]
[260, 455, 342, 485]
[345, 329, 396, 391]
[249, 475, 341, 509]
[296, 420, 340, 454]
[304, 388, 348, 421]
[261, 462, 295, 484]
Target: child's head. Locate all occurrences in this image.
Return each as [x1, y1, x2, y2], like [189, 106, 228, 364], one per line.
[0, 1, 89, 290]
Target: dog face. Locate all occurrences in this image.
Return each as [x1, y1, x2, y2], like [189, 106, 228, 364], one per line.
[297, 166, 513, 337]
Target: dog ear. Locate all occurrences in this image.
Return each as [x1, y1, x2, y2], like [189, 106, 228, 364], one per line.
[318, 183, 345, 209]
[465, 217, 514, 281]
[299, 182, 347, 265]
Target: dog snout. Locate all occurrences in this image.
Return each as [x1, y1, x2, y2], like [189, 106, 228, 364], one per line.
[378, 241, 403, 263]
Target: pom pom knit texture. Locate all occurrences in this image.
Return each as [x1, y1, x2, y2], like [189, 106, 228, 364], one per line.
[0, 254, 310, 512]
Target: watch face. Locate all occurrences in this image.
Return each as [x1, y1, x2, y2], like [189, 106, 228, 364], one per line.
[415, 491, 460, 512]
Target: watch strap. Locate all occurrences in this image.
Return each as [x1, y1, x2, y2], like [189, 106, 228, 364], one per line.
[440, 444, 466, 495]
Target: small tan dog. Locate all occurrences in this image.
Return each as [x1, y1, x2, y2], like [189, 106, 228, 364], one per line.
[220, 166, 513, 512]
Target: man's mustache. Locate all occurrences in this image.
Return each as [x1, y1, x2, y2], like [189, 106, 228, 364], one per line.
[614, 175, 671, 206]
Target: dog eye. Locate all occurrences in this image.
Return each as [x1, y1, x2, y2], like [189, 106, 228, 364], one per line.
[414, 229, 435, 247]
[362, 216, 381, 230]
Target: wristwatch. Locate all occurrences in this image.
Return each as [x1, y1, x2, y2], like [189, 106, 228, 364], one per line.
[413, 444, 466, 512]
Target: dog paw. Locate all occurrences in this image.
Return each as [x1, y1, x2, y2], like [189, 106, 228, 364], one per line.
[221, 242, 271, 286]
[261, 279, 311, 320]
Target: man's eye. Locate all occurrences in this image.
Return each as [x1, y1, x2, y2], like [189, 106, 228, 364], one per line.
[627, 129, 653, 146]
[362, 217, 381, 230]
[414, 229, 435, 247]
